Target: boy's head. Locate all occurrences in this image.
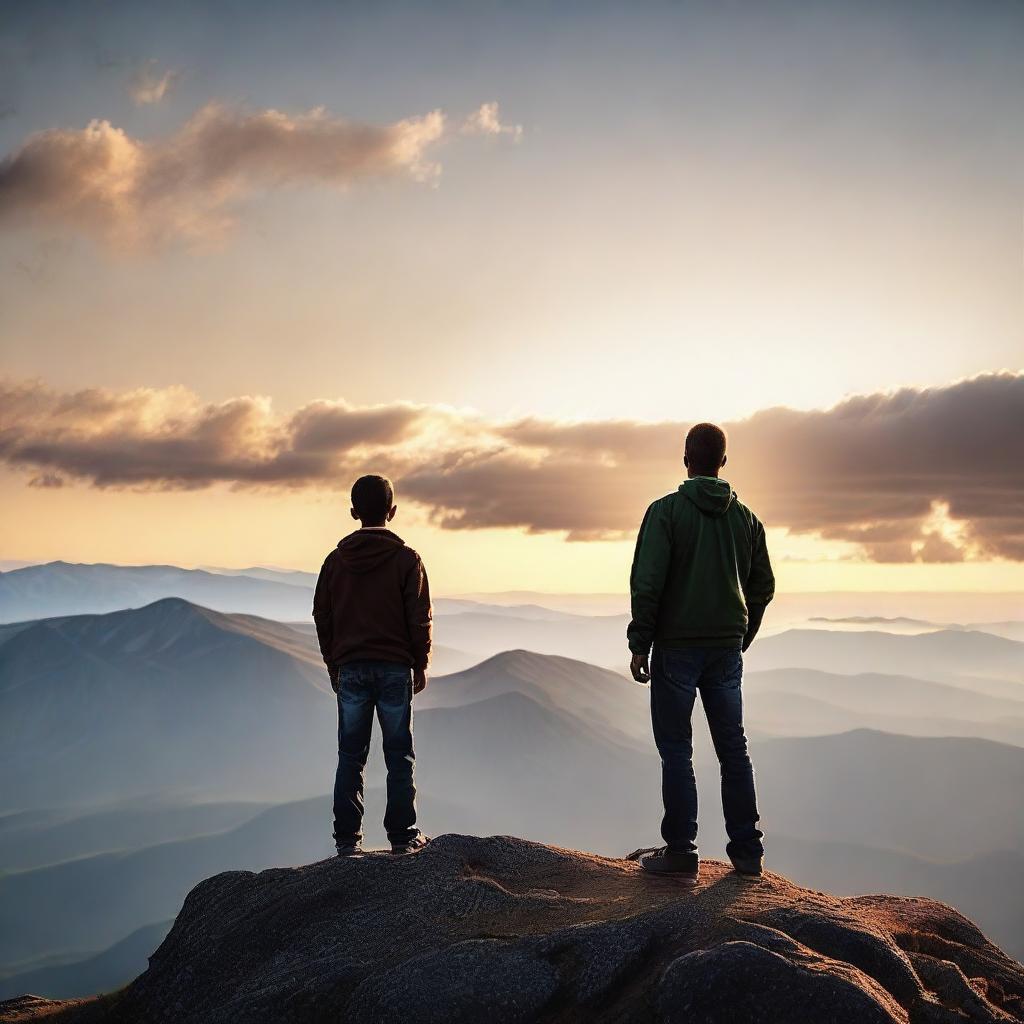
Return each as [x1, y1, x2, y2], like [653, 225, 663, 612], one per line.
[683, 422, 727, 477]
[350, 474, 397, 527]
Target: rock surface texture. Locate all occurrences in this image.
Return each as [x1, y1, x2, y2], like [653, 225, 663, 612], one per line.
[2, 835, 1022, 1023]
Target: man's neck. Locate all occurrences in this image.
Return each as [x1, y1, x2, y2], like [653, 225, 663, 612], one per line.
[360, 524, 390, 530]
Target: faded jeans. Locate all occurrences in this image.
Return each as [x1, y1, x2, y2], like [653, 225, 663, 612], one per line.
[650, 645, 763, 856]
[333, 659, 418, 846]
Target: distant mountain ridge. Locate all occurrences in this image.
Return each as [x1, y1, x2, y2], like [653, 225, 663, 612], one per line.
[0, 562, 315, 623]
[809, 615, 1024, 642]
[0, 561, 615, 635]
[748, 626, 1024, 687]
[0, 598, 333, 810]
[5, 596, 1024, 993]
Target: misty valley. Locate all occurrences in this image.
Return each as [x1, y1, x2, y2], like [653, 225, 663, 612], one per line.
[1, 562, 1022, 1001]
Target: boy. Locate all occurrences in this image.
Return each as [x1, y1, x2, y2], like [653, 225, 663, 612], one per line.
[313, 474, 432, 856]
[627, 423, 774, 881]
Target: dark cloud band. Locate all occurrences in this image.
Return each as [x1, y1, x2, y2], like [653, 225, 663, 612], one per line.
[1, 372, 1020, 562]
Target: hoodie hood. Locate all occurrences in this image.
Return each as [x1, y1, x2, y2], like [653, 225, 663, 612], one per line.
[336, 529, 406, 574]
[679, 477, 736, 518]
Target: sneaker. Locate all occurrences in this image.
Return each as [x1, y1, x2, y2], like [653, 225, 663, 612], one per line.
[727, 840, 764, 877]
[638, 847, 699, 882]
[390, 833, 430, 855]
[335, 841, 361, 857]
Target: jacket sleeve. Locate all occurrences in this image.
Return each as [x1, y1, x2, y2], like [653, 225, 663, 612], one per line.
[627, 499, 672, 656]
[403, 554, 433, 671]
[312, 556, 334, 670]
[743, 514, 775, 610]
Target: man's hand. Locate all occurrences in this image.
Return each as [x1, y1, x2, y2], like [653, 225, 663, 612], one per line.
[413, 667, 428, 695]
[630, 652, 650, 684]
[329, 667, 339, 694]
[742, 604, 766, 653]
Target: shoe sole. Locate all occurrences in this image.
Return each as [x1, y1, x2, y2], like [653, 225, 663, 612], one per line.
[639, 865, 699, 883]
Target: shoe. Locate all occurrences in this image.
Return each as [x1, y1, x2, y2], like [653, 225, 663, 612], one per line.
[638, 847, 699, 882]
[390, 833, 430, 855]
[727, 840, 764, 877]
[335, 842, 361, 857]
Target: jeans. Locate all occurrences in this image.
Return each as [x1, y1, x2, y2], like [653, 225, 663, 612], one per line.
[333, 659, 418, 846]
[650, 645, 763, 856]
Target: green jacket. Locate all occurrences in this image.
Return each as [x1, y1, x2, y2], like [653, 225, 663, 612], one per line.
[627, 477, 775, 655]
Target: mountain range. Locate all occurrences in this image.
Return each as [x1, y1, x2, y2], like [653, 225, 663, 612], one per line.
[2, 589, 1024, 998]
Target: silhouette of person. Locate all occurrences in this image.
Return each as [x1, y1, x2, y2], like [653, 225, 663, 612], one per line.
[313, 475, 432, 856]
[627, 423, 774, 880]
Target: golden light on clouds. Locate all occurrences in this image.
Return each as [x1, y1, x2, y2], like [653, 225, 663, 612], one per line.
[0, 100, 522, 249]
[0, 372, 1021, 589]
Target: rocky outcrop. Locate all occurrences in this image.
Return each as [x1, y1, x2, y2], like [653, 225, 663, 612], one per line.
[2, 835, 1021, 1023]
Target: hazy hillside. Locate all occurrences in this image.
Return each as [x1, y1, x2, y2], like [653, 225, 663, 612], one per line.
[429, 610, 630, 667]
[808, 616, 1024, 642]
[0, 599, 335, 810]
[0, 800, 272, 872]
[0, 797, 339, 966]
[764, 836, 1024, 962]
[0, 561, 613, 632]
[748, 628, 1024, 689]
[419, 649, 649, 745]
[745, 667, 1024, 745]
[750, 729, 1024, 861]
[0, 602, 655, 813]
[0, 922, 170, 1001]
[0, 562, 315, 623]
[6, 723, 1024, 988]
[5, 596, 1024, 996]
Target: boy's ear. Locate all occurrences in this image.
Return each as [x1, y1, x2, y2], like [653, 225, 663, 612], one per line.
[721, 454, 728, 468]
[350, 507, 360, 521]
[683, 454, 689, 468]
[387, 504, 397, 522]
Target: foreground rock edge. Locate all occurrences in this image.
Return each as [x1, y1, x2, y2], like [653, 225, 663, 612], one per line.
[1, 834, 1021, 1023]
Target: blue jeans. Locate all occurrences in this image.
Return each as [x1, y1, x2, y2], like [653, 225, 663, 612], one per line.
[651, 645, 763, 856]
[333, 660, 418, 846]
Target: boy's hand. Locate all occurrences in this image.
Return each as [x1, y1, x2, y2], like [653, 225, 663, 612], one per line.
[630, 652, 650, 684]
[329, 668, 339, 694]
[413, 667, 428, 695]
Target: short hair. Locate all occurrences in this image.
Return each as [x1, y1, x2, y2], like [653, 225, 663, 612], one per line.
[685, 422, 727, 474]
[351, 474, 394, 522]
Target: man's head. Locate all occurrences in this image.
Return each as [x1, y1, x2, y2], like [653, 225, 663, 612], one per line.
[683, 422, 727, 478]
[350, 474, 397, 527]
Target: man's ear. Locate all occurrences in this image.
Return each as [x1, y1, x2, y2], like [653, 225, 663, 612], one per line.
[721, 454, 728, 468]
[387, 504, 397, 522]
[350, 507, 360, 521]
[683, 454, 689, 468]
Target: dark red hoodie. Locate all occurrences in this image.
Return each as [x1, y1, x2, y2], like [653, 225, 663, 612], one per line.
[312, 528, 432, 674]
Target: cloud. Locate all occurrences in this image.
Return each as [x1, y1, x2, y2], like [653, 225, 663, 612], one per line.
[1, 373, 1020, 562]
[0, 380, 426, 490]
[129, 61, 178, 105]
[461, 102, 522, 141]
[0, 99, 514, 248]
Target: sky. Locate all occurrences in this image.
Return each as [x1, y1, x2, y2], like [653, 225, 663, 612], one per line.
[0, 0, 1021, 594]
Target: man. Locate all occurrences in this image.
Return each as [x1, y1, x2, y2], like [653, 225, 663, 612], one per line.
[627, 423, 774, 881]
[313, 474, 432, 857]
